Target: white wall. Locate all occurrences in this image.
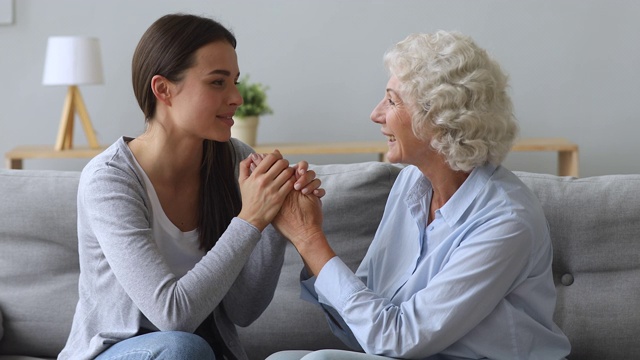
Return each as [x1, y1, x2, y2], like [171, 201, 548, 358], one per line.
[1, 0, 639, 176]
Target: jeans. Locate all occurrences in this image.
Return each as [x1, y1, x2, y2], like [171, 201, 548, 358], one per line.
[94, 331, 215, 360]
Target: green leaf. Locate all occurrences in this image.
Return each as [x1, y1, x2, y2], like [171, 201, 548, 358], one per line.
[235, 75, 273, 118]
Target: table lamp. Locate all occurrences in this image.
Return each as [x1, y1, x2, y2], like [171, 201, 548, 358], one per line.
[42, 36, 104, 151]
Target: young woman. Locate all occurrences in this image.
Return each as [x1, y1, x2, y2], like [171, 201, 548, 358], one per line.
[58, 14, 322, 360]
[268, 31, 571, 360]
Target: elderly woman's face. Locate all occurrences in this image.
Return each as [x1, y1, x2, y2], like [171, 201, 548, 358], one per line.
[370, 76, 430, 165]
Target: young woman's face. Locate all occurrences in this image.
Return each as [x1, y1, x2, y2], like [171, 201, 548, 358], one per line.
[169, 41, 242, 142]
[370, 75, 430, 165]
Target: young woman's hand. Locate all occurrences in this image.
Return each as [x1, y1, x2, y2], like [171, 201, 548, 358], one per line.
[237, 150, 295, 231]
[250, 154, 325, 198]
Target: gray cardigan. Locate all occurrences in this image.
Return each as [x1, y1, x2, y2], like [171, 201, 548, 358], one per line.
[58, 137, 287, 359]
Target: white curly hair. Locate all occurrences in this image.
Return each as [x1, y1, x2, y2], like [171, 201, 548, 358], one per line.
[383, 31, 518, 172]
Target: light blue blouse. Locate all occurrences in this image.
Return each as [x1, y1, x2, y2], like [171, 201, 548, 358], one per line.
[302, 164, 571, 360]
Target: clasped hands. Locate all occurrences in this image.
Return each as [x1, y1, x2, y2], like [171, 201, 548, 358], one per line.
[237, 150, 324, 242]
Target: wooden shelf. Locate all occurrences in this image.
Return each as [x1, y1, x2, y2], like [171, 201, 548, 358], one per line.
[5, 138, 579, 177]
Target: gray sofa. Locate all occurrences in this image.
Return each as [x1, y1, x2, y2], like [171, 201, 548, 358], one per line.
[1, 162, 639, 360]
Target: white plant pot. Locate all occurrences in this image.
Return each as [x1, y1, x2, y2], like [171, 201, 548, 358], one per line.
[231, 116, 259, 146]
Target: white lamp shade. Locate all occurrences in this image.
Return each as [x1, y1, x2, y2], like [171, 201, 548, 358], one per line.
[42, 36, 104, 86]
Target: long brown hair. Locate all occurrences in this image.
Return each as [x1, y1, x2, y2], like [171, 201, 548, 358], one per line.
[132, 14, 241, 251]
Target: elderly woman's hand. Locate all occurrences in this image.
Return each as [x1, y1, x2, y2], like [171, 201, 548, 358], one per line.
[272, 186, 324, 243]
[253, 152, 335, 275]
[273, 189, 335, 276]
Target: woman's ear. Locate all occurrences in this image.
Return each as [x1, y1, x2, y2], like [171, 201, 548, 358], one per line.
[151, 75, 172, 106]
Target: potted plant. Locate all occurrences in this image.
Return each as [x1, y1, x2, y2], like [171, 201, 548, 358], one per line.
[231, 75, 273, 146]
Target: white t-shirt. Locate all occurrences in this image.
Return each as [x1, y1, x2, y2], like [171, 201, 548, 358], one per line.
[132, 157, 205, 278]
[132, 157, 205, 332]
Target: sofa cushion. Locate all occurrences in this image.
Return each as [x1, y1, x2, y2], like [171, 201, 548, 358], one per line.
[0, 170, 80, 358]
[237, 162, 402, 360]
[515, 171, 640, 359]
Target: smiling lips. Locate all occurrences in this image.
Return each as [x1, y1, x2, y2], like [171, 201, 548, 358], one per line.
[218, 114, 235, 127]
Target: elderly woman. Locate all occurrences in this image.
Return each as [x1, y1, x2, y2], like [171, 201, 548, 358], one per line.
[268, 31, 571, 360]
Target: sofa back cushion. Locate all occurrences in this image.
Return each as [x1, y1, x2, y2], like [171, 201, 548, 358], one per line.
[0, 308, 3, 341]
[515, 171, 640, 360]
[2, 165, 639, 360]
[237, 162, 402, 359]
[0, 170, 80, 357]
[239, 166, 640, 360]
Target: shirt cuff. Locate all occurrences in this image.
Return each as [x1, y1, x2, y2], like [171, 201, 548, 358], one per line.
[300, 269, 320, 304]
[314, 256, 367, 311]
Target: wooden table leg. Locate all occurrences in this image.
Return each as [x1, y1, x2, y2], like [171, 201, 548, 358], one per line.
[558, 150, 579, 177]
[6, 158, 22, 169]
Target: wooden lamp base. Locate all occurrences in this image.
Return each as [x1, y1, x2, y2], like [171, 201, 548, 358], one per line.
[55, 85, 100, 151]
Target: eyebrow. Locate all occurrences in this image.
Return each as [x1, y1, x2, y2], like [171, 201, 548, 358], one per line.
[207, 69, 232, 76]
[386, 88, 400, 97]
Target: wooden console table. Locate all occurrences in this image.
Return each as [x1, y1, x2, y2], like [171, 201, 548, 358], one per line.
[5, 138, 579, 177]
[253, 142, 390, 162]
[510, 138, 579, 177]
[5, 146, 105, 171]
[256, 137, 579, 177]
